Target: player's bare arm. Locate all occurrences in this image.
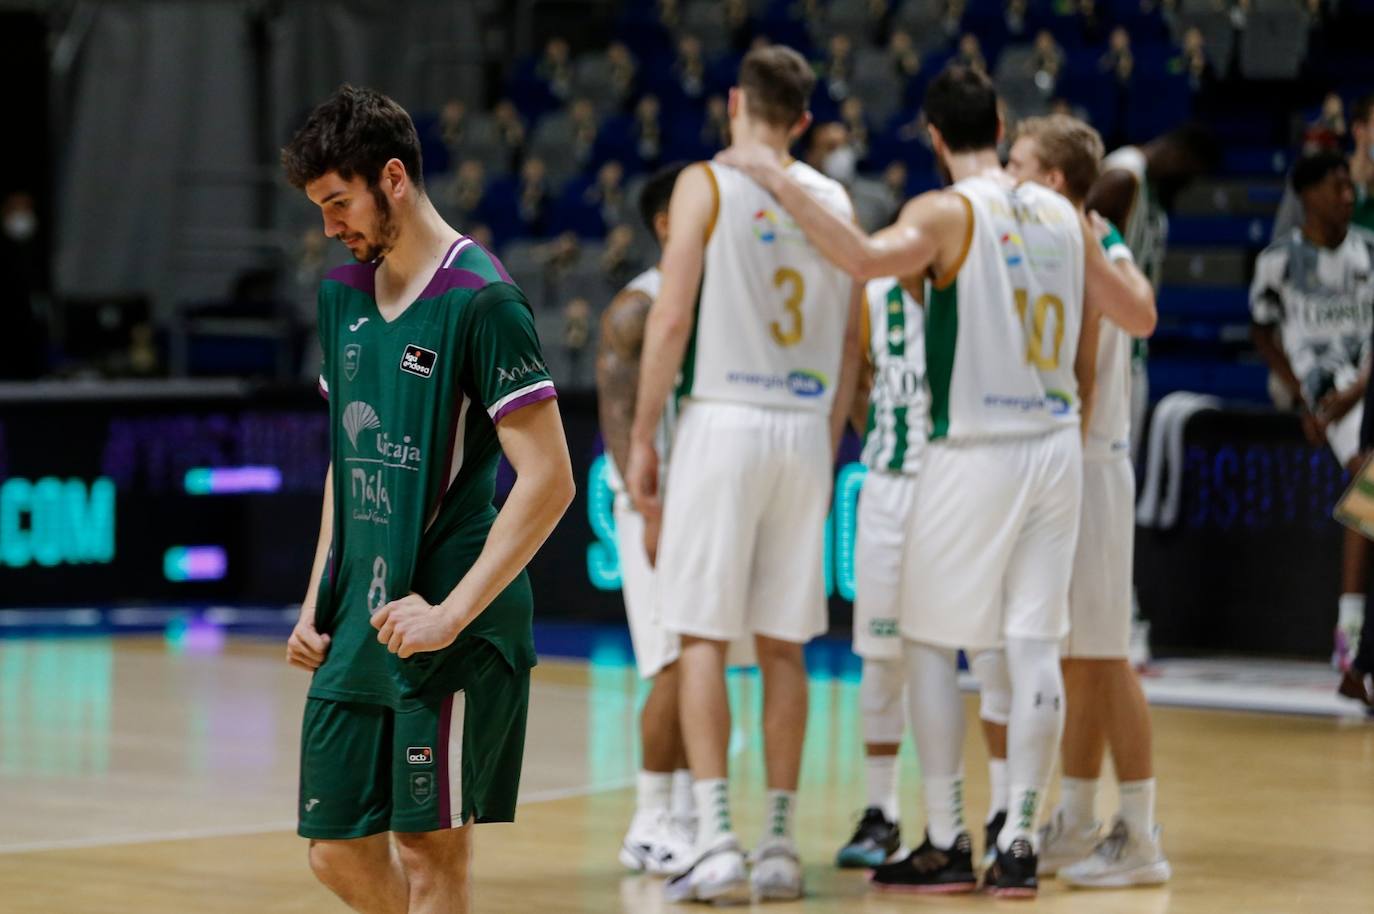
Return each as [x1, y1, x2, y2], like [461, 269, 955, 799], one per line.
[831, 282, 865, 454]
[287, 461, 333, 671]
[715, 143, 958, 281]
[1081, 212, 1157, 337]
[1084, 168, 1137, 229]
[596, 288, 653, 477]
[627, 163, 713, 524]
[373, 399, 574, 657]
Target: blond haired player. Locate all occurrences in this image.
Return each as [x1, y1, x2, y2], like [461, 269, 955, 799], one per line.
[626, 45, 863, 904]
[995, 114, 1170, 888]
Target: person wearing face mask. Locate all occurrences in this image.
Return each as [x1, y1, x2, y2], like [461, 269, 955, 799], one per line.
[0, 191, 46, 378]
[803, 123, 897, 232]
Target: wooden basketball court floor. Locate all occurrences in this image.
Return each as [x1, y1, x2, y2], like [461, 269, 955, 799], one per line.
[1, 635, 1371, 913]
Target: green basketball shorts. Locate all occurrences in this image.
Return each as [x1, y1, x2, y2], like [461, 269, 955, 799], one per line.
[297, 638, 530, 839]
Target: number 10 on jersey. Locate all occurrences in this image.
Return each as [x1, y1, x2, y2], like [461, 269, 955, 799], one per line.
[1013, 289, 1065, 370]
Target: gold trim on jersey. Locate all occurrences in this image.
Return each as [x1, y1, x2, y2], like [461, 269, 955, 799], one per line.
[700, 163, 720, 244]
[933, 192, 974, 290]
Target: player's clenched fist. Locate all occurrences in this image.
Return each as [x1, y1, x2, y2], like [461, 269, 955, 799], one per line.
[371, 594, 459, 658]
[286, 616, 331, 671]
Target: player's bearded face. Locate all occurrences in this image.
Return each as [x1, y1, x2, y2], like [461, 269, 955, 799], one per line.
[347, 184, 398, 262]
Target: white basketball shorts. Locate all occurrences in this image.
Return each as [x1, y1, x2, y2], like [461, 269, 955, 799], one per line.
[901, 426, 1083, 651]
[1065, 456, 1134, 659]
[853, 470, 918, 660]
[657, 401, 831, 644]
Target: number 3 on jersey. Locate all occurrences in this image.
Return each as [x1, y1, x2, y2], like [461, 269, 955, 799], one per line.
[1013, 289, 1065, 370]
[770, 268, 806, 347]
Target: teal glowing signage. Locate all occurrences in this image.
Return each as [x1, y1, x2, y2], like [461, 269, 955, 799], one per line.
[0, 477, 116, 569]
[585, 456, 868, 601]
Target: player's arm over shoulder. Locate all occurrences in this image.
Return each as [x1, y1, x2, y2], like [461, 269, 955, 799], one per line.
[1080, 211, 1156, 337]
[876, 190, 971, 287]
[599, 289, 652, 362]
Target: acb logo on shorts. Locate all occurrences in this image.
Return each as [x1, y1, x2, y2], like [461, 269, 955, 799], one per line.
[407, 746, 433, 765]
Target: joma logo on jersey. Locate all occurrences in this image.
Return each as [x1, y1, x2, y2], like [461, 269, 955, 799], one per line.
[497, 358, 546, 384]
[400, 344, 438, 378]
[376, 432, 423, 469]
[350, 467, 392, 525]
[407, 746, 433, 765]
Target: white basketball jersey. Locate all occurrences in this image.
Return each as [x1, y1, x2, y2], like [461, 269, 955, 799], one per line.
[927, 175, 1085, 440]
[678, 160, 854, 413]
[860, 277, 926, 475]
[1085, 224, 1137, 460]
[606, 266, 678, 496]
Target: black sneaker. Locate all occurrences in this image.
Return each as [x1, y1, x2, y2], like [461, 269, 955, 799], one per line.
[836, 807, 902, 868]
[870, 831, 976, 894]
[981, 810, 1006, 870]
[982, 836, 1038, 898]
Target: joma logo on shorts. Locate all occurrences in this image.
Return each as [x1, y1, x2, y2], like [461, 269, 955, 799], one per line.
[407, 746, 433, 765]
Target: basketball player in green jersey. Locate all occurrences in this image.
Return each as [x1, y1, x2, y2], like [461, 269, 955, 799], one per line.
[999, 115, 1171, 888]
[282, 85, 574, 914]
[720, 64, 1154, 896]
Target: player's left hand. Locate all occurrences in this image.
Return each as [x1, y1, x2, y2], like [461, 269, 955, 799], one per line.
[1087, 210, 1112, 242]
[371, 594, 460, 658]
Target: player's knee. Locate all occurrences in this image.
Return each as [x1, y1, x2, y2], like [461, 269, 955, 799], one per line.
[753, 634, 804, 669]
[1007, 638, 1064, 714]
[394, 827, 471, 885]
[308, 839, 365, 890]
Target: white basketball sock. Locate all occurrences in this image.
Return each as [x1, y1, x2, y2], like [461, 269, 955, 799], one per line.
[904, 640, 967, 847]
[1059, 776, 1099, 831]
[865, 754, 900, 823]
[671, 768, 695, 821]
[764, 789, 797, 842]
[1002, 637, 1065, 851]
[693, 778, 733, 852]
[1118, 778, 1156, 837]
[1339, 593, 1365, 642]
[637, 770, 672, 815]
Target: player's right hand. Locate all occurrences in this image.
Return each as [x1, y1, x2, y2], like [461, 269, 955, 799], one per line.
[626, 438, 662, 556]
[287, 616, 331, 671]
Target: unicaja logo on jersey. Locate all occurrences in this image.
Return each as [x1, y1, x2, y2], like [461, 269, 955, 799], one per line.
[343, 401, 382, 450]
[787, 371, 827, 397]
[377, 432, 422, 470]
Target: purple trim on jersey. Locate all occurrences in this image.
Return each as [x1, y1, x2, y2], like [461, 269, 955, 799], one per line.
[470, 239, 514, 284]
[324, 261, 378, 295]
[419, 268, 492, 301]
[317, 377, 329, 401]
[436, 693, 454, 828]
[491, 385, 558, 424]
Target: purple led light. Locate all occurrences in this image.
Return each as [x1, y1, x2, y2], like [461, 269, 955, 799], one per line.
[185, 466, 283, 495]
[178, 547, 228, 581]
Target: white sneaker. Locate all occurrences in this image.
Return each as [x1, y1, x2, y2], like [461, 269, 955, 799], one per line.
[663, 835, 750, 904]
[1036, 809, 1101, 876]
[1059, 818, 1172, 888]
[749, 837, 803, 902]
[620, 809, 694, 876]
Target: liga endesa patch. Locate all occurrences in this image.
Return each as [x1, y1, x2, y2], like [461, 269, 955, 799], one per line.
[400, 345, 438, 378]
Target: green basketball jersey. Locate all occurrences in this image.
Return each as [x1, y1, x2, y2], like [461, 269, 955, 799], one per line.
[859, 277, 926, 475]
[310, 236, 555, 708]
